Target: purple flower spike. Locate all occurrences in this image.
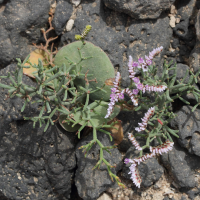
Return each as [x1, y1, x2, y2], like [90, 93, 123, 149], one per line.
[138, 57, 144, 64]
[110, 93, 116, 100]
[133, 77, 140, 84]
[118, 92, 124, 99]
[133, 89, 139, 95]
[132, 62, 138, 67]
[124, 158, 130, 164]
[111, 88, 116, 93]
[146, 59, 152, 66]
[137, 83, 143, 90]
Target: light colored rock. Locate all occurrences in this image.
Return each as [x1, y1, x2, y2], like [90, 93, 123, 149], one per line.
[66, 19, 74, 32]
[50, 2, 56, 14]
[51, 2, 56, 8]
[163, 188, 174, 196]
[152, 192, 163, 200]
[71, 0, 81, 6]
[124, 189, 130, 196]
[169, 44, 175, 52]
[169, 15, 176, 28]
[97, 193, 112, 200]
[170, 5, 177, 15]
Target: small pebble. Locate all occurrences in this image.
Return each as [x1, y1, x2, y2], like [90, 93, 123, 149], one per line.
[72, 0, 81, 6]
[66, 19, 74, 32]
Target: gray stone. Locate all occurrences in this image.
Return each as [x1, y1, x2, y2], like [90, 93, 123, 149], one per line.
[161, 145, 198, 188]
[0, 121, 76, 200]
[103, 0, 175, 19]
[190, 132, 200, 157]
[163, 197, 170, 200]
[52, 0, 73, 35]
[75, 131, 122, 200]
[0, 120, 76, 199]
[166, 0, 196, 63]
[189, 10, 200, 84]
[171, 105, 200, 156]
[0, 0, 51, 68]
[43, 124, 77, 197]
[173, 0, 196, 39]
[60, 0, 172, 87]
[122, 147, 164, 187]
[197, 1, 200, 9]
[187, 188, 200, 200]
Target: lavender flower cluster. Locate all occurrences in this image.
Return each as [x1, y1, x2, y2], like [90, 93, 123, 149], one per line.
[104, 46, 176, 188]
[124, 139, 174, 188]
[135, 107, 155, 132]
[105, 46, 167, 119]
[150, 140, 174, 155]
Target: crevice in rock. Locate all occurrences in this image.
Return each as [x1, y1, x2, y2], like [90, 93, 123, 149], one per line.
[69, 155, 83, 200]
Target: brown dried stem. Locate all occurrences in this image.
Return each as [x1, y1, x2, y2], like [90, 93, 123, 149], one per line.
[33, 12, 58, 67]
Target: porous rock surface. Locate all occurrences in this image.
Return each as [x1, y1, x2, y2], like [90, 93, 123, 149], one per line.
[189, 9, 200, 83]
[75, 132, 122, 200]
[0, 120, 76, 199]
[161, 144, 200, 188]
[0, 0, 51, 68]
[171, 105, 200, 156]
[103, 0, 175, 19]
[52, 0, 73, 35]
[166, 0, 197, 64]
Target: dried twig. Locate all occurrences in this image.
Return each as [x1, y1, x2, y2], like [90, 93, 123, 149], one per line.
[33, 12, 58, 67]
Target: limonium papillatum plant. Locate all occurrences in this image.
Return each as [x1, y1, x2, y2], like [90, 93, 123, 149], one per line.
[104, 46, 200, 188]
[1, 22, 200, 189]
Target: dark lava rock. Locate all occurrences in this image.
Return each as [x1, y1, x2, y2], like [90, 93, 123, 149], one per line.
[163, 197, 170, 200]
[103, 0, 175, 19]
[180, 195, 189, 200]
[166, 0, 196, 63]
[0, 0, 51, 68]
[186, 187, 200, 200]
[171, 105, 200, 156]
[42, 124, 77, 198]
[161, 144, 199, 188]
[197, 0, 200, 9]
[122, 147, 164, 187]
[0, 119, 76, 199]
[75, 131, 122, 200]
[189, 10, 200, 83]
[173, 0, 196, 40]
[60, 0, 172, 87]
[0, 64, 42, 123]
[52, 0, 73, 35]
